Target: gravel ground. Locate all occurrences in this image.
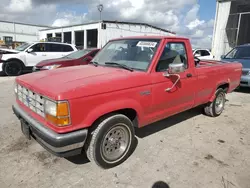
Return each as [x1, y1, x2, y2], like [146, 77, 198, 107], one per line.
[0, 76, 249, 188]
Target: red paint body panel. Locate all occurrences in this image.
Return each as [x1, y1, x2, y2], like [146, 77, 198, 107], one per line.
[15, 36, 242, 133]
[36, 49, 99, 69]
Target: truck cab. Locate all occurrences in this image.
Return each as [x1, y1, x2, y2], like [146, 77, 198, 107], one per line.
[13, 36, 242, 169]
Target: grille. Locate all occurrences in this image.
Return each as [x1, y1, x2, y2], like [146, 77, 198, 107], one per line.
[17, 84, 45, 117]
[240, 81, 249, 85]
[242, 70, 249, 76]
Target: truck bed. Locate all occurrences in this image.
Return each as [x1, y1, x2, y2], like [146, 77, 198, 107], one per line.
[198, 60, 226, 67]
[196, 59, 242, 94]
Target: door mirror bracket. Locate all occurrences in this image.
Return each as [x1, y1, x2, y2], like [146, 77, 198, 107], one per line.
[163, 73, 181, 92]
[163, 63, 185, 92]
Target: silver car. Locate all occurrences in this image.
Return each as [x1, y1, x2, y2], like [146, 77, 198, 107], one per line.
[221, 44, 250, 88]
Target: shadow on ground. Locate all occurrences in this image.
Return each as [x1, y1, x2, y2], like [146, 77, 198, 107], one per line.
[66, 107, 202, 165]
[234, 87, 249, 94]
[66, 152, 90, 165]
[152, 181, 170, 188]
[135, 107, 202, 138]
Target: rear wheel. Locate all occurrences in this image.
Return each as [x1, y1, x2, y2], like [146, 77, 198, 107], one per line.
[204, 88, 226, 117]
[85, 114, 135, 169]
[4, 60, 23, 76]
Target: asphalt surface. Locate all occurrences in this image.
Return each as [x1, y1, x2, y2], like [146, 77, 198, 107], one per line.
[0, 76, 250, 188]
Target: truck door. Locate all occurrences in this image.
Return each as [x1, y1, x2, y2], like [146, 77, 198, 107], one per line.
[148, 39, 196, 123]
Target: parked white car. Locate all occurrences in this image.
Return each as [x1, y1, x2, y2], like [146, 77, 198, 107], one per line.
[193, 49, 214, 60]
[0, 42, 77, 76]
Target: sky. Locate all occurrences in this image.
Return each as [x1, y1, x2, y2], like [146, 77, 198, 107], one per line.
[0, 0, 216, 48]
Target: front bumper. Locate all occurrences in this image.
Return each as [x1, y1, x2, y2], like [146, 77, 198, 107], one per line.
[240, 75, 250, 88]
[12, 103, 88, 157]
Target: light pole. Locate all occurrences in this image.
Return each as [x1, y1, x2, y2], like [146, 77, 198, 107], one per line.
[97, 4, 104, 20]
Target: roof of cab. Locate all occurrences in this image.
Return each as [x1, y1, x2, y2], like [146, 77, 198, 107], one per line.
[110, 36, 189, 41]
[28, 41, 76, 46]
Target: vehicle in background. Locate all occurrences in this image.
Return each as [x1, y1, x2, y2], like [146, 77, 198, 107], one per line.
[0, 42, 77, 76]
[193, 49, 214, 60]
[33, 48, 100, 71]
[13, 36, 241, 169]
[221, 44, 250, 88]
[0, 45, 9, 50]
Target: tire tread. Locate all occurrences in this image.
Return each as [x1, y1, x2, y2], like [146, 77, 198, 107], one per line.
[204, 88, 225, 117]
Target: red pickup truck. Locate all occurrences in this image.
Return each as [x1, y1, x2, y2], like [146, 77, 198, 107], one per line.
[13, 36, 242, 169]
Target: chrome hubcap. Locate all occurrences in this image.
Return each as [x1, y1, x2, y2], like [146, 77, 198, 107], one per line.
[215, 93, 225, 114]
[101, 124, 130, 163]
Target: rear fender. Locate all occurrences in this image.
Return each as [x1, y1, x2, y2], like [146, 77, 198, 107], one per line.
[81, 99, 144, 127]
[209, 81, 229, 102]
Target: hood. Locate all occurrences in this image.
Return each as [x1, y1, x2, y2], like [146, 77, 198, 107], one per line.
[16, 65, 150, 100]
[36, 57, 74, 67]
[0, 48, 19, 54]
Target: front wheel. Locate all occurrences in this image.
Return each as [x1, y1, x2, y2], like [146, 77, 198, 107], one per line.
[85, 114, 135, 169]
[4, 60, 23, 76]
[204, 88, 226, 117]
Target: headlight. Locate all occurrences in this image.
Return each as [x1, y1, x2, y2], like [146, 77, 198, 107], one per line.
[42, 65, 61, 70]
[45, 99, 71, 126]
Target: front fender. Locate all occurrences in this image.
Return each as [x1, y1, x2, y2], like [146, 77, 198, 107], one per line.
[81, 99, 144, 127]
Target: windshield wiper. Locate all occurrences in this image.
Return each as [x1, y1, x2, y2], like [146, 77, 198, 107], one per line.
[105, 62, 133, 72]
[90, 61, 99, 67]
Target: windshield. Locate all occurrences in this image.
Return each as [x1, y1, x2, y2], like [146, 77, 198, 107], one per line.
[65, 49, 91, 59]
[225, 46, 250, 59]
[14, 43, 32, 51]
[92, 39, 161, 71]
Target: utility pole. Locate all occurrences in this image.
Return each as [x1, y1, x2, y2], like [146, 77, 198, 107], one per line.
[97, 4, 104, 20]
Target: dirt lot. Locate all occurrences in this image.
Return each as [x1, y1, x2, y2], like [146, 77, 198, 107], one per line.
[0, 76, 249, 188]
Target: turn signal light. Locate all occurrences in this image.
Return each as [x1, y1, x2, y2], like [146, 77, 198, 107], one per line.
[46, 114, 70, 127]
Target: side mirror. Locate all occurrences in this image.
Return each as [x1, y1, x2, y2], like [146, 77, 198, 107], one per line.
[168, 63, 185, 74]
[194, 53, 200, 57]
[221, 55, 225, 59]
[27, 48, 33, 53]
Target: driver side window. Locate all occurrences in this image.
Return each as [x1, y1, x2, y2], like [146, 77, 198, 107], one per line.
[31, 43, 47, 52]
[156, 42, 188, 72]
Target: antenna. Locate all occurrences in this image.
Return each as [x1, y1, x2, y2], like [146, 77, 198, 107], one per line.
[97, 4, 104, 20]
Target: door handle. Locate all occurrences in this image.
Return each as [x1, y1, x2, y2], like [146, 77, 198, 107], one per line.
[186, 73, 192, 78]
[42, 54, 46, 56]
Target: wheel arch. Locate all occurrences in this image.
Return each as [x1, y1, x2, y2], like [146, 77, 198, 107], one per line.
[217, 82, 229, 93]
[209, 82, 229, 102]
[3, 58, 25, 69]
[82, 100, 143, 129]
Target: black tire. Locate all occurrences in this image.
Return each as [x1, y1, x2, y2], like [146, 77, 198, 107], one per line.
[204, 88, 226, 117]
[85, 114, 135, 169]
[4, 60, 23, 76]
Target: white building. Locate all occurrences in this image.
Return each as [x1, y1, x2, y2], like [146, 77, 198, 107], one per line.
[212, 0, 250, 59]
[0, 20, 50, 45]
[39, 20, 176, 49]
